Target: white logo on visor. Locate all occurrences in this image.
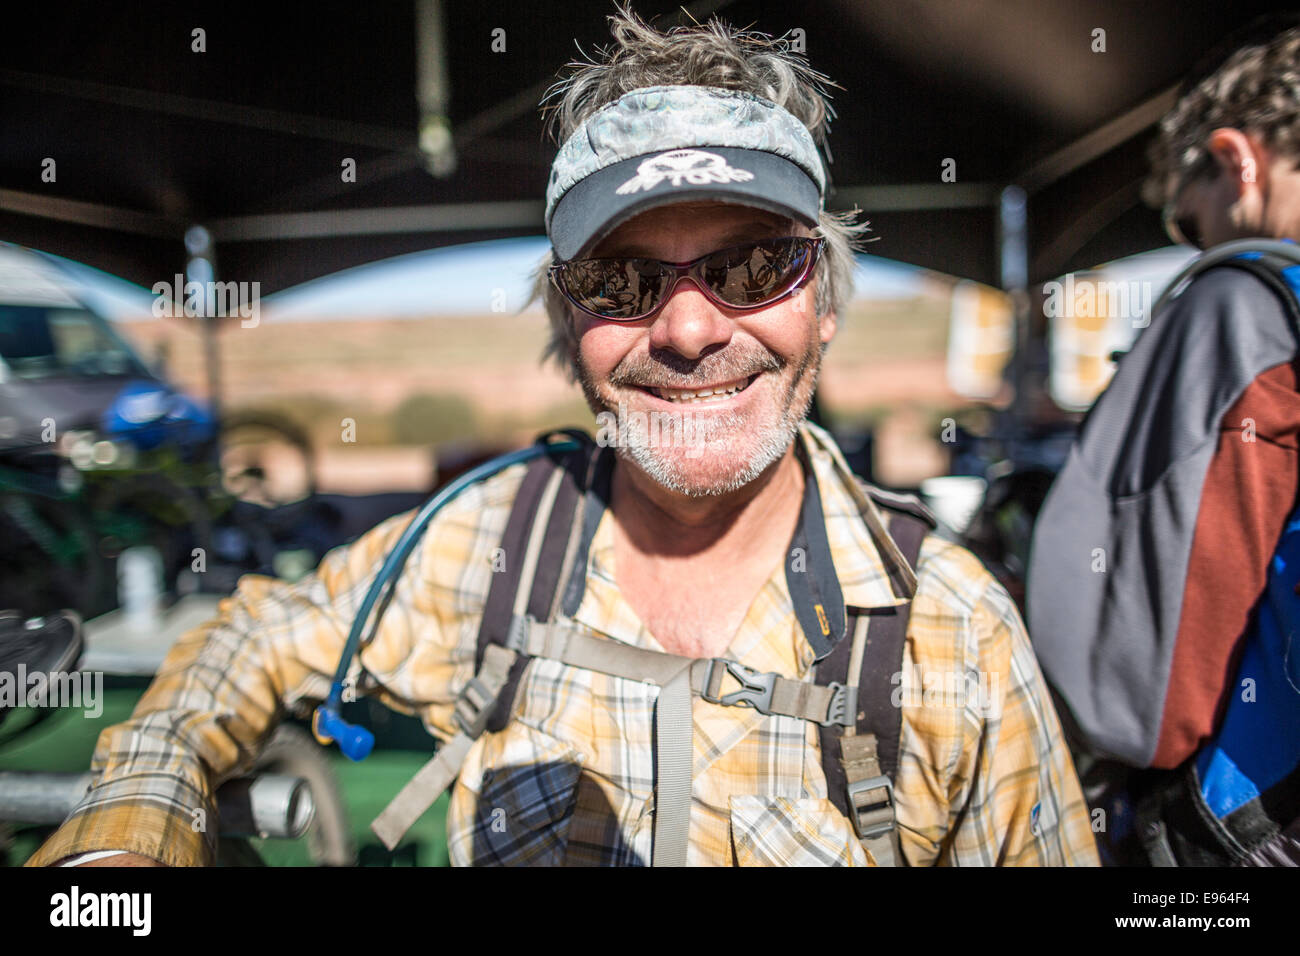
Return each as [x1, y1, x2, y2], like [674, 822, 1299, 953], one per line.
[615, 149, 754, 195]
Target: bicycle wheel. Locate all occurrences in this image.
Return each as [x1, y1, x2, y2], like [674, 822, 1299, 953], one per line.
[218, 413, 317, 508]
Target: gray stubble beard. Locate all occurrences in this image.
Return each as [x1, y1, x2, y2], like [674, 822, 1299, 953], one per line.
[575, 339, 824, 498]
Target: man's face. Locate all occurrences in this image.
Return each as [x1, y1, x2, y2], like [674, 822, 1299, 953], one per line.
[1169, 134, 1300, 248]
[570, 201, 836, 497]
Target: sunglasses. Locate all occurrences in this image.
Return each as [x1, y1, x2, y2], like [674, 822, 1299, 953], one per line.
[1162, 167, 1213, 250]
[549, 235, 824, 321]
[1163, 202, 1204, 250]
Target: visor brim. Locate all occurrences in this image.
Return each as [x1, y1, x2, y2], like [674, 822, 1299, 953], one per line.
[548, 147, 822, 261]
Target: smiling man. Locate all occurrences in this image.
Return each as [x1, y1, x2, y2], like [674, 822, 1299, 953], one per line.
[29, 8, 1096, 868]
[574, 203, 829, 661]
[578, 203, 821, 500]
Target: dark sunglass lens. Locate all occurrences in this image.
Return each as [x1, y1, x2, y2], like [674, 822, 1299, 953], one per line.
[564, 258, 666, 318]
[703, 238, 806, 306]
[1177, 215, 1203, 250]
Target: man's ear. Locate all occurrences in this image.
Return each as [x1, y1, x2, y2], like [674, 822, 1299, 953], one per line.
[818, 306, 837, 344]
[1207, 128, 1270, 197]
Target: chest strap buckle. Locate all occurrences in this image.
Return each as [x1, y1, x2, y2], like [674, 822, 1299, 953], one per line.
[700, 658, 776, 714]
[823, 681, 856, 727]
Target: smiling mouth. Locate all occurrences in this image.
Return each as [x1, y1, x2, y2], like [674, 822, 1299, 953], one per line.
[632, 374, 759, 404]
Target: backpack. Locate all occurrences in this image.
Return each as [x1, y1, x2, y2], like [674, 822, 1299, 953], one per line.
[369, 427, 935, 865]
[1134, 495, 1300, 866]
[1027, 239, 1300, 865]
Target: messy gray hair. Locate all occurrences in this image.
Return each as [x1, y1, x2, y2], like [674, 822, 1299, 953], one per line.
[1144, 20, 1300, 208]
[531, 5, 867, 381]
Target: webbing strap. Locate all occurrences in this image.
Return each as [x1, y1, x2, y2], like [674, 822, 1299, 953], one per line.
[840, 733, 897, 865]
[515, 620, 852, 726]
[652, 664, 695, 867]
[511, 467, 567, 619]
[371, 731, 474, 851]
[473, 439, 592, 733]
[865, 513, 928, 779]
[370, 643, 517, 849]
[834, 611, 899, 865]
[560, 447, 616, 617]
[816, 510, 930, 866]
[474, 454, 556, 665]
[805, 425, 918, 600]
[786, 439, 847, 660]
[520, 620, 690, 683]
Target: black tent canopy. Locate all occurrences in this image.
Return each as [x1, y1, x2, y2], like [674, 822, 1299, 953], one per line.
[1, 0, 1293, 295]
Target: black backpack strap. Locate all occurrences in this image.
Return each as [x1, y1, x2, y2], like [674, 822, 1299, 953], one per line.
[1211, 255, 1300, 338]
[475, 432, 600, 733]
[371, 432, 597, 850]
[859, 511, 929, 781]
[816, 506, 931, 865]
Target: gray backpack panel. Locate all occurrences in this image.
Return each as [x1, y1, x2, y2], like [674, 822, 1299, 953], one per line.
[1027, 262, 1300, 767]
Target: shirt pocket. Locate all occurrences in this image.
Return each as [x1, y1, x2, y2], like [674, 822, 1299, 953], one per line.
[450, 722, 584, 866]
[728, 795, 871, 866]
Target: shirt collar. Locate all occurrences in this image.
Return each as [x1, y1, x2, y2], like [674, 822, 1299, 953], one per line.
[570, 420, 914, 658]
[797, 420, 916, 612]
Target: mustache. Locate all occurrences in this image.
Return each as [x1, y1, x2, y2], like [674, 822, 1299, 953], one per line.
[608, 347, 783, 390]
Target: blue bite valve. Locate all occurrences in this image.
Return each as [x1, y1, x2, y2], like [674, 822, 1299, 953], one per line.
[313, 706, 375, 762]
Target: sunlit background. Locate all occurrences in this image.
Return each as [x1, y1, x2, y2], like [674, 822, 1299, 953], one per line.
[66, 236, 1193, 491]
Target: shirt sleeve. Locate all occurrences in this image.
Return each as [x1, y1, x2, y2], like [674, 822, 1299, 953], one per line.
[24, 507, 431, 868]
[944, 571, 1101, 866]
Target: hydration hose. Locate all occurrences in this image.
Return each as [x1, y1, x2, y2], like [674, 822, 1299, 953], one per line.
[312, 434, 583, 760]
[1149, 238, 1300, 318]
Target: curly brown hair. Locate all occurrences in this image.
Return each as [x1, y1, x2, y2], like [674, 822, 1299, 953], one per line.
[1144, 19, 1300, 208]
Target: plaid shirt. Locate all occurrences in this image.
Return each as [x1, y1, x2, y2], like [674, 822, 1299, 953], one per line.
[28, 422, 1099, 867]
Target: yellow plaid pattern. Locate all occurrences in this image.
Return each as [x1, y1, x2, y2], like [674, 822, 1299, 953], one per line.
[27, 422, 1099, 866]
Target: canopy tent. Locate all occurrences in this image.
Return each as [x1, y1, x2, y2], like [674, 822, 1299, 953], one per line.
[1, 0, 1294, 297]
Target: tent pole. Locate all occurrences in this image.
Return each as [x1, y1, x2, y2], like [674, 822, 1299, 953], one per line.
[999, 186, 1029, 430]
[184, 225, 222, 443]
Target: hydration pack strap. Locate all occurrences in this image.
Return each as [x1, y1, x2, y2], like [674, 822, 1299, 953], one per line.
[370, 437, 592, 851]
[372, 430, 934, 865]
[817, 511, 929, 865]
[370, 642, 517, 850]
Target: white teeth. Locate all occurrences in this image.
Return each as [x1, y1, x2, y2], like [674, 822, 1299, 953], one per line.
[652, 380, 748, 403]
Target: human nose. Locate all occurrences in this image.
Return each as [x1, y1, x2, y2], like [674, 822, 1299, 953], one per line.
[646, 275, 735, 359]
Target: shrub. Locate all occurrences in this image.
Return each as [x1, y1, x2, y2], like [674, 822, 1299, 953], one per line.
[391, 393, 478, 446]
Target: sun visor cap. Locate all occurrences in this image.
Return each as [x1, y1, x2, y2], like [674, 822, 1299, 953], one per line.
[545, 85, 827, 260]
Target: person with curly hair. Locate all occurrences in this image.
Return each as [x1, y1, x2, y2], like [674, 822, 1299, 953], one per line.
[1029, 16, 1300, 865]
